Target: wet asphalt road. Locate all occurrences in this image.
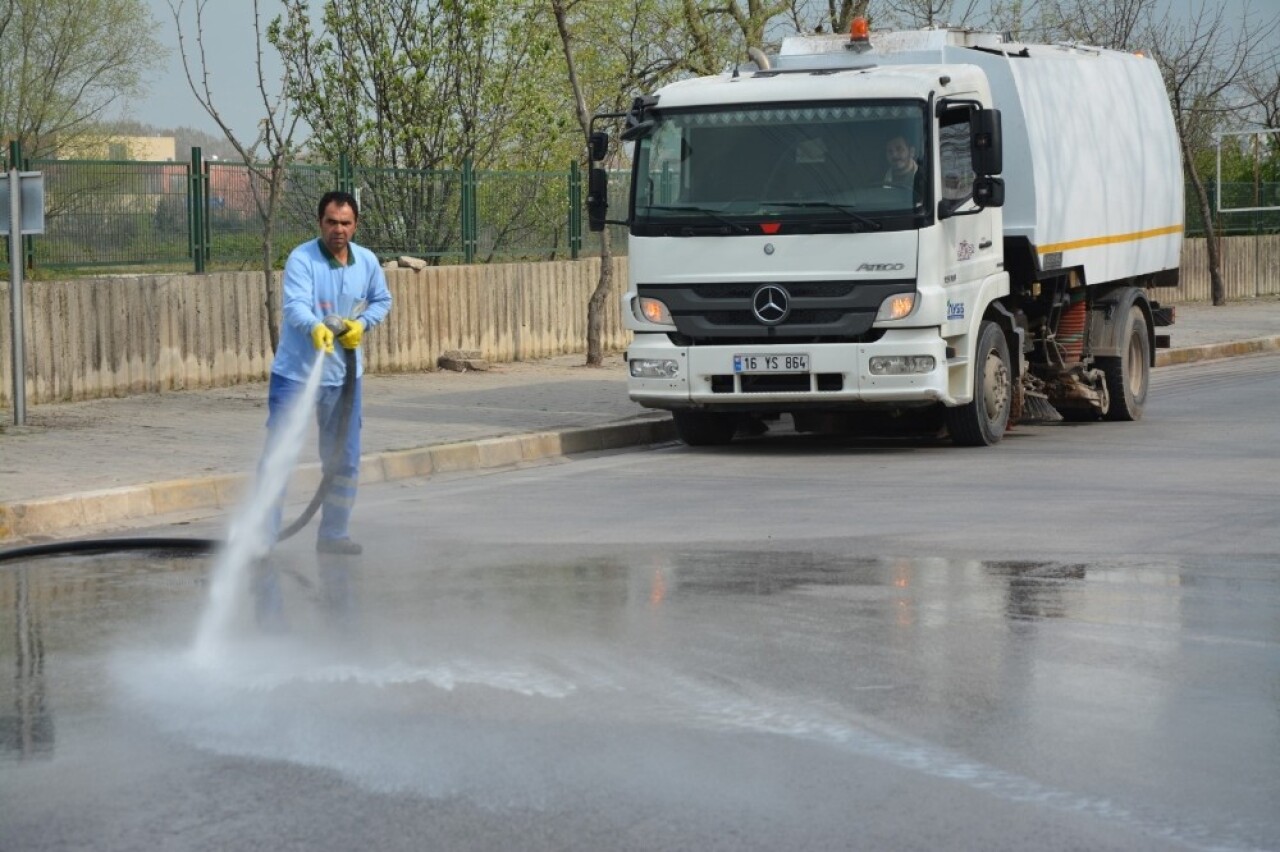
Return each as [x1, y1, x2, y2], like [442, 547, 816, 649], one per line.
[2, 355, 1278, 851]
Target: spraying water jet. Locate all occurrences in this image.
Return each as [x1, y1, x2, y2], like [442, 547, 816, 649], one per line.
[0, 338, 361, 563]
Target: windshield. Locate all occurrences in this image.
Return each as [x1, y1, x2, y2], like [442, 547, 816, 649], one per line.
[631, 101, 930, 235]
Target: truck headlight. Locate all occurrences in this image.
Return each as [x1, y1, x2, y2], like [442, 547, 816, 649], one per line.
[875, 293, 917, 321]
[869, 355, 936, 375]
[630, 358, 680, 378]
[634, 296, 674, 326]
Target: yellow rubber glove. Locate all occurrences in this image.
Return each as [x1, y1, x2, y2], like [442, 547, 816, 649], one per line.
[338, 318, 364, 350]
[310, 322, 335, 355]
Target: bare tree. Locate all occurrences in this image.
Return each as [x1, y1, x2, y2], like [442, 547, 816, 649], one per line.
[830, 0, 872, 32]
[1240, 52, 1280, 131]
[1144, 1, 1280, 305]
[1225, 40, 1280, 220]
[551, 0, 614, 367]
[981, 1, 1022, 38]
[1032, 0, 1278, 306]
[168, 0, 302, 350]
[1041, 0, 1152, 48]
[781, 0, 870, 35]
[878, 0, 986, 29]
[551, 0, 702, 365]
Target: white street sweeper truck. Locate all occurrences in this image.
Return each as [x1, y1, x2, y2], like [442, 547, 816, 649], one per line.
[587, 20, 1183, 446]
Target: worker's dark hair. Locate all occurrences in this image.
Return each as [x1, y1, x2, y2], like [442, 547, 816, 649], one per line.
[318, 190, 359, 221]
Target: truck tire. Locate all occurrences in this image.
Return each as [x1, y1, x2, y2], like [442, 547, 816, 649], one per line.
[672, 410, 738, 446]
[1100, 304, 1149, 421]
[945, 320, 1011, 446]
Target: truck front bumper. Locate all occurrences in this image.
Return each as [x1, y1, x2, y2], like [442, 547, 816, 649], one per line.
[626, 329, 959, 410]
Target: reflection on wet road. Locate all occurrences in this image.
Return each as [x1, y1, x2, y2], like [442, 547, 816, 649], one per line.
[2, 545, 1277, 851]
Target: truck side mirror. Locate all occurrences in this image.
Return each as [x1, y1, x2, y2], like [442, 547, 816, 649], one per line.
[622, 95, 658, 141]
[973, 176, 1005, 208]
[587, 167, 609, 232]
[589, 131, 609, 163]
[971, 109, 1003, 175]
[621, 119, 655, 142]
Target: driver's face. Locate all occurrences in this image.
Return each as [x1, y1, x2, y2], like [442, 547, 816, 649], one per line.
[886, 137, 915, 172]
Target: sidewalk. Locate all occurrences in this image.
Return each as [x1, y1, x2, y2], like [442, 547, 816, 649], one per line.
[2, 298, 1277, 543]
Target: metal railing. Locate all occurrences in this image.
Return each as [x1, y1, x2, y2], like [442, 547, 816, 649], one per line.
[35, 147, 1280, 261]
[3, 145, 627, 272]
[1187, 182, 1280, 238]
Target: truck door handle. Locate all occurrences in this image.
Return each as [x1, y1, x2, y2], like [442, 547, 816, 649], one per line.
[979, 240, 993, 249]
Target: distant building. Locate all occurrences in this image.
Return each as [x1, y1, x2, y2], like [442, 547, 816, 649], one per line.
[56, 135, 177, 161]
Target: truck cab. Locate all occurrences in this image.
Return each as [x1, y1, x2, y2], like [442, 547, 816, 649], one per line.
[591, 23, 1180, 446]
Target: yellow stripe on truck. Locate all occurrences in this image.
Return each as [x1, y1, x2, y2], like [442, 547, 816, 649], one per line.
[1037, 224, 1183, 255]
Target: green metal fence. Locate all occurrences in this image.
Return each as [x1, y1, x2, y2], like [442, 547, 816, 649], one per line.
[53, 159, 1280, 259]
[3, 146, 627, 272]
[1186, 182, 1280, 238]
[28, 158, 192, 268]
[198, 160, 342, 271]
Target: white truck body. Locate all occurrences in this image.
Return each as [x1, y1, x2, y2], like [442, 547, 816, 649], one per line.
[600, 25, 1182, 445]
[777, 29, 1183, 284]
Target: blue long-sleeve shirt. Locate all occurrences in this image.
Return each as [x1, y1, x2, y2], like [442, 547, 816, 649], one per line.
[270, 238, 393, 386]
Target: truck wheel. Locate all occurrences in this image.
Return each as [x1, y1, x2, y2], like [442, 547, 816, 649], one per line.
[945, 320, 1011, 446]
[1100, 305, 1149, 421]
[672, 411, 737, 446]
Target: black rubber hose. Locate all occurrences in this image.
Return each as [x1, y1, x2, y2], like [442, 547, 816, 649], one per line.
[0, 537, 219, 562]
[276, 346, 357, 542]
[0, 348, 360, 564]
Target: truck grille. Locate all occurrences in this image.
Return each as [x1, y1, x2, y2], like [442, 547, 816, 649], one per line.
[638, 278, 915, 342]
[701, 309, 848, 326]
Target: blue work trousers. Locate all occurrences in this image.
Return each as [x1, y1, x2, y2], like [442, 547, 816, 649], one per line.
[266, 371, 363, 544]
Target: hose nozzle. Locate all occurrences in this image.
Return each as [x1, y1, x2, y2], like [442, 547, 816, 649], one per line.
[322, 314, 347, 336]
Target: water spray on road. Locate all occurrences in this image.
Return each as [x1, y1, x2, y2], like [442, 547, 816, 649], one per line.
[191, 352, 327, 665]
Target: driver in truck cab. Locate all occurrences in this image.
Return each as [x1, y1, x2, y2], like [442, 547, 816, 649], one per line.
[882, 134, 925, 201]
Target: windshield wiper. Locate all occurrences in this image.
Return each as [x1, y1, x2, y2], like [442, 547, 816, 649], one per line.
[642, 204, 752, 234]
[767, 201, 882, 231]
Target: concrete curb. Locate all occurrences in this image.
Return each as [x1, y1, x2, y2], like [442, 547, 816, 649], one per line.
[1154, 336, 1280, 367]
[0, 416, 677, 544]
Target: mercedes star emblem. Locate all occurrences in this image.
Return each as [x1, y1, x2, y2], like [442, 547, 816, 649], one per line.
[752, 284, 791, 325]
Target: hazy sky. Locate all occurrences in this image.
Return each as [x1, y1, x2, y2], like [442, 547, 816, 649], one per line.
[131, 0, 294, 143]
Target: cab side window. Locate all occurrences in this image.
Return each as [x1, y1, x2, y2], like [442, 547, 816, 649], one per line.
[938, 109, 976, 211]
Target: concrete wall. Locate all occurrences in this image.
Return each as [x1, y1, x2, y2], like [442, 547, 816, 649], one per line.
[1, 257, 630, 406]
[2, 236, 1278, 406]
[1179, 234, 1280, 302]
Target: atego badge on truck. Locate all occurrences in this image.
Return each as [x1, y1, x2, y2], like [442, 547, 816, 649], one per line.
[588, 20, 1182, 447]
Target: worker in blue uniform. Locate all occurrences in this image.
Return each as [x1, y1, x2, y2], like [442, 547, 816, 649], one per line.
[265, 190, 393, 555]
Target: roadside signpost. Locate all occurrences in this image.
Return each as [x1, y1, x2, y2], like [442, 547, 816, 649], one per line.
[0, 167, 45, 426]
